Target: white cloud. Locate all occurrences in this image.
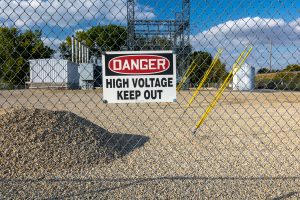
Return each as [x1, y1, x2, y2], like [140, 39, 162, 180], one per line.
[191, 17, 300, 70]
[0, 0, 155, 28]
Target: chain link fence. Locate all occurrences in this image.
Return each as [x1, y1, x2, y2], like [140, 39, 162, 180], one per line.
[1, 0, 300, 198]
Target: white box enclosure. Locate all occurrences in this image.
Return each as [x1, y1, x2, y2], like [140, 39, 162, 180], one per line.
[29, 59, 79, 89]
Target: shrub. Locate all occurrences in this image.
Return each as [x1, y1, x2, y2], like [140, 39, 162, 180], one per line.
[255, 72, 300, 91]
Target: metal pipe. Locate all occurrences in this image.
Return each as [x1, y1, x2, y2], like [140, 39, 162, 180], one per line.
[79, 42, 81, 63]
[81, 43, 85, 63]
[176, 60, 197, 92]
[86, 46, 88, 63]
[71, 35, 74, 62]
[82, 44, 85, 63]
[75, 38, 79, 63]
[74, 37, 76, 63]
[81, 43, 84, 63]
[186, 48, 223, 108]
[86, 48, 90, 63]
[84, 45, 87, 63]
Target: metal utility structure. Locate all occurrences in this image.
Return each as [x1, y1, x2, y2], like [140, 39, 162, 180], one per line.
[127, 0, 191, 79]
[71, 35, 102, 89]
[71, 35, 90, 64]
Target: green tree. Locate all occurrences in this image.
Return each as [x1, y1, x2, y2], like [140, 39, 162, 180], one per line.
[189, 51, 227, 87]
[0, 27, 54, 85]
[283, 64, 300, 72]
[210, 59, 228, 83]
[59, 25, 127, 59]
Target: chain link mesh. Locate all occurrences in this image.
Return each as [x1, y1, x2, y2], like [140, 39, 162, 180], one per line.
[0, 0, 300, 198]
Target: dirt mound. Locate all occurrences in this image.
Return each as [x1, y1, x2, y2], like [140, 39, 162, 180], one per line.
[0, 108, 128, 177]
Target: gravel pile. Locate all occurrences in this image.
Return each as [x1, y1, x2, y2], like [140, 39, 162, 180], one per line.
[0, 108, 123, 178]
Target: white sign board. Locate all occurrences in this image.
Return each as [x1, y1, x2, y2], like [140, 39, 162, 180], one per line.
[102, 51, 176, 103]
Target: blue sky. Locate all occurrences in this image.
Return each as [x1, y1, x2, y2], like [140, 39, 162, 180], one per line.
[0, 0, 299, 70]
[138, 0, 299, 32]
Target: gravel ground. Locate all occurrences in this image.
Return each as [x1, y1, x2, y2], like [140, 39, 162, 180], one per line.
[0, 109, 148, 179]
[0, 89, 300, 199]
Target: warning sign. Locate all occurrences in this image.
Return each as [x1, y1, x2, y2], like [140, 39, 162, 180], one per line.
[102, 51, 176, 103]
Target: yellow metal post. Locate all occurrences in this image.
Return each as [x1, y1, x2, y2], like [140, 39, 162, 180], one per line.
[194, 47, 253, 131]
[186, 48, 223, 108]
[176, 61, 197, 91]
